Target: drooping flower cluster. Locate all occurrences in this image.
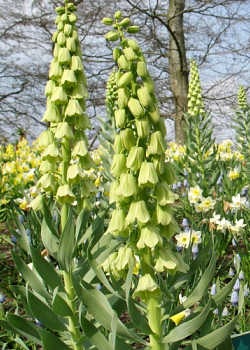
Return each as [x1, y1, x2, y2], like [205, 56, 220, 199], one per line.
[102, 12, 189, 287]
[29, 2, 96, 212]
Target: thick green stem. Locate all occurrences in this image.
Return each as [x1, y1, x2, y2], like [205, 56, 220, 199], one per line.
[64, 271, 83, 350]
[61, 134, 82, 349]
[145, 295, 166, 350]
[139, 248, 166, 350]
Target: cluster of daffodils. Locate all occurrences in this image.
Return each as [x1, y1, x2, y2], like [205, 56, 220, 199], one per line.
[216, 140, 244, 162]
[188, 185, 216, 213]
[165, 139, 244, 165]
[165, 142, 186, 162]
[1, 139, 42, 188]
[210, 213, 246, 237]
[102, 12, 189, 293]
[28, 2, 97, 213]
[175, 229, 202, 251]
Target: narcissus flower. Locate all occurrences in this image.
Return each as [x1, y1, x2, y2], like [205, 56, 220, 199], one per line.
[230, 193, 246, 210]
[188, 185, 203, 203]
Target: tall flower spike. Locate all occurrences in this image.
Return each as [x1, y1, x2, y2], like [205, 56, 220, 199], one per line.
[103, 16, 190, 349]
[103, 12, 185, 274]
[30, 1, 95, 214]
[187, 59, 205, 116]
[238, 85, 247, 111]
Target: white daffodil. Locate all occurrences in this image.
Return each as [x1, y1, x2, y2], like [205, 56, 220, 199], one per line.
[188, 185, 203, 204]
[216, 218, 232, 233]
[230, 194, 246, 210]
[175, 231, 190, 248]
[199, 196, 216, 212]
[228, 168, 240, 181]
[209, 212, 221, 225]
[231, 218, 246, 234]
[190, 230, 202, 248]
[194, 202, 204, 213]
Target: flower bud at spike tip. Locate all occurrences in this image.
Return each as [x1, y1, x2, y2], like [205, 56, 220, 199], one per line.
[120, 18, 131, 28]
[102, 17, 113, 25]
[114, 11, 122, 20]
[127, 26, 140, 34]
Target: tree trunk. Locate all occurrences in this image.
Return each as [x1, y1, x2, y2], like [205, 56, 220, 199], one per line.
[167, 0, 189, 144]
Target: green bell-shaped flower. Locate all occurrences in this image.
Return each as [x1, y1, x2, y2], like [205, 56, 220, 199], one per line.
[120, 128, 136, 150]
[72, 140, 88, 157]
[70, 55, 84, 71]
[67, 163, 84, 184]
[37, 173, 56, 192]
[51, 86, 68, 105]
[135, 115, 150, 138]
[42, 142, 62, 163]
[39, 160, 57, 173]
[148, 130, 166, 155]
[45, 80, 57, 96]
[151, 154, 165, 174]
[126, 200, 150, 224]
[106, 209, 130, 237]
[75, 113, 91, 130]
[114, 109, 126, 128]
[64, 23, 73, 36]
[55, 122, 74, 139]
[118, 87, 130, 108]
[58, 47, 71, 65]
[115, 246, 134, 271]
[115, 172, 138, 197]
[65, 99, 84, 117]
[113, 134, 124, 153]
[109, 180, 124, 203]
[137, 225, 163, 249]
[147, 103, 160, 124]
[66, 37, 77, 53]
[155, 181, 175, 206]
[41, 104, 61, 123]
[110, 153, 127, 177]
[38, 130, 55, 147]
[56, 184, 76, 204]
[154, 247, 179, 272]
[133, 274, 161, 301]
[61, 69, 77, 87]
[126, 146, 144, 172]
[72, 83, 89, 99]
[138, 161, 159, 187]
[151, 203, 172, 226]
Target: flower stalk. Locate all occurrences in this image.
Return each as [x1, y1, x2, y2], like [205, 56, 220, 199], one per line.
[103, 12, 188, 349]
